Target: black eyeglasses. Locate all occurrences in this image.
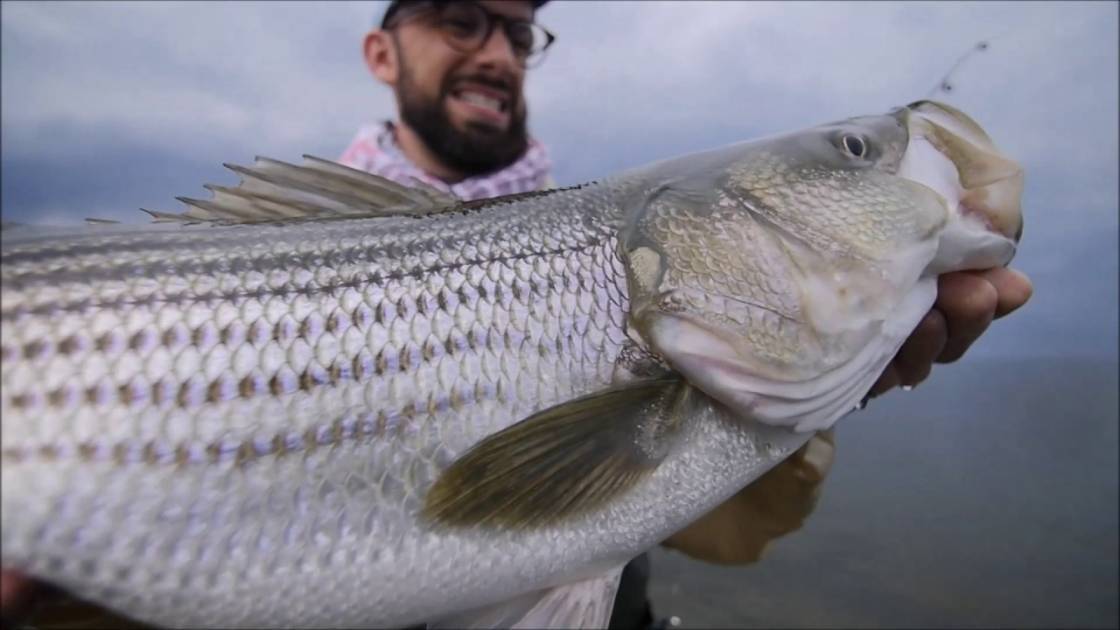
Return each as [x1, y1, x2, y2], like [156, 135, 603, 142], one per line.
[385, 1, 557, 68]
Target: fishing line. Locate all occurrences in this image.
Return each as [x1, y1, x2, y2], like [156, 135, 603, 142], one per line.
[925, 27, 1017, 99]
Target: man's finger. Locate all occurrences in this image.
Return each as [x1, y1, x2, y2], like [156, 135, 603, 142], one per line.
[892, 309, 948, 386]
[976, 266, 1033, 319]
[935, 271, 998, 363]
[868, 363, 900, 398]
[1, 570, 37, 624]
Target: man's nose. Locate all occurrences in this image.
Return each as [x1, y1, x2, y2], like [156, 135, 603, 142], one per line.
[473, 25, 521, 71]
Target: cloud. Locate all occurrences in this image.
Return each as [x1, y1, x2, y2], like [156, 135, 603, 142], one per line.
[531, 2, 1118, 188]
[1, 1, 388, 161]
[1, 0, 1116, 360]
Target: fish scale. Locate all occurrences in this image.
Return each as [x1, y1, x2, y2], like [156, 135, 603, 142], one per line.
[1, 101, 1024, 628]
[2, 204, 624, 466]
[0, 183, 653, 626]
[2, 181, 649, 623]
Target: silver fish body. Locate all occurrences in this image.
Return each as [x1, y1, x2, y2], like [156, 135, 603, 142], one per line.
[1, 185, 806, 627]
[0, 101, 1023, 628]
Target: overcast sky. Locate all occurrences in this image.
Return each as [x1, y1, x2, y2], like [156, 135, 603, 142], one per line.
[1, 1, 1116, 362]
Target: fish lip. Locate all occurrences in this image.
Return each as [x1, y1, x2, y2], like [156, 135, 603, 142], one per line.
[899, 100, 1024, 243]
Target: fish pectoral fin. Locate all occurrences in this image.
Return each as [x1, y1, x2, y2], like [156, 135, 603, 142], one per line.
[430, 566, 625, 629]
[422, 378, 695, 529]
[137, 154, 464, 224]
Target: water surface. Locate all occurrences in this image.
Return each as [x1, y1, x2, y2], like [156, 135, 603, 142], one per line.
[648, 357, 1119, 628]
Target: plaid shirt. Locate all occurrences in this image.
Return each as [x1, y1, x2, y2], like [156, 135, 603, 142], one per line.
[338, 121, 554, 202]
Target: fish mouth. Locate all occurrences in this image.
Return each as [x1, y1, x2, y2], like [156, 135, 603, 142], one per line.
[895, 100, 1024, 244]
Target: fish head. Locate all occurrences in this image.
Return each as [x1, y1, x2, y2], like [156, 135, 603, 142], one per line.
[618, 101, 1023, 428]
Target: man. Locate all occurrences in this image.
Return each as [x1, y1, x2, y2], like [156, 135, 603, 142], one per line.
[338, 0, 555, 198]
[0, 0, 1034, 627]
[333, 1, 1032, 628]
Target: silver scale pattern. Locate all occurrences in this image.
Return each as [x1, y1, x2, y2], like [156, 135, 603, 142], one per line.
[1, 183, 636, 626]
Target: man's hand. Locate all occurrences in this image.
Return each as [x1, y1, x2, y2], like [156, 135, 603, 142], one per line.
[662, 430, 836, 564]
[868, 267, 1033, 397]
[0, 570, 150, 629]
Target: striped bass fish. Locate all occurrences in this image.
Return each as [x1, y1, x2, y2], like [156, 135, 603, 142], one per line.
[0, 101, 1023, 629]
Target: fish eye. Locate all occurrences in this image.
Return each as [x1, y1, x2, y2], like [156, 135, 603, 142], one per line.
[842, 135, 867, 158]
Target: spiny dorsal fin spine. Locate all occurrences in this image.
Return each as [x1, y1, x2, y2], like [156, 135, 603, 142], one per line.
[175, 198, 231, 222]
[222, 170, 359, 215]
[299, 154, 456, 207]
[141, 155, 461, 225]
[250, 157, 416, 209]
[224, 162, 387, 214]
[141, 208, 204, 223]
[204, 184, 329, 219]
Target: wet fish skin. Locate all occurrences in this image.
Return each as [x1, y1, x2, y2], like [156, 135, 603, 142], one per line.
[1, 184, 630, 467]
[0, 100, 1023, 628]
[0, 182, 667, 626]
[3, 186, 789, 628]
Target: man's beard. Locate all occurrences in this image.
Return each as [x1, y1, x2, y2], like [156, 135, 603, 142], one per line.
[396, 61, 530, 177]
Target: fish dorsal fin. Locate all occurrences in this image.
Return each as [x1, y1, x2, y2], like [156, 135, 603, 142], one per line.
[139, 155, 460, 224]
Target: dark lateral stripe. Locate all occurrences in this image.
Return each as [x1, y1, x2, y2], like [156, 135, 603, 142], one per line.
[1, 233, 239, 267]
[0, 225, 466, 289]
[0, 211, 406, 267]
[0, 378, 506, 468]
[2, 252, 604, 374]
[0, 239, 609, 321]
[0, 181, 599, 267]
[2, 297, 590, 410]
[1, 188, 603, 290]
[3, 240, 408, 290]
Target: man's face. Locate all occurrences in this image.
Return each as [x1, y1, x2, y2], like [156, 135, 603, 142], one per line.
[385, 1, 534, 176]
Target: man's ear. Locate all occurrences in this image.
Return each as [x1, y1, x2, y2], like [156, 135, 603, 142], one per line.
[364, 30, 399, 85]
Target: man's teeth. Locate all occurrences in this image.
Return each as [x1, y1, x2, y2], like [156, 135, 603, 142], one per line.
[458, 91, 505, 113]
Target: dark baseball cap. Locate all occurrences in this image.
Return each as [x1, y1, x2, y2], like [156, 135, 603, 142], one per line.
[380, 0, 550, 29]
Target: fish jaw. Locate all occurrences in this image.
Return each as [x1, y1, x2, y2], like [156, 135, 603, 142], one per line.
[896, 100, 1024, 273]
[637, 280, 936, 434]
